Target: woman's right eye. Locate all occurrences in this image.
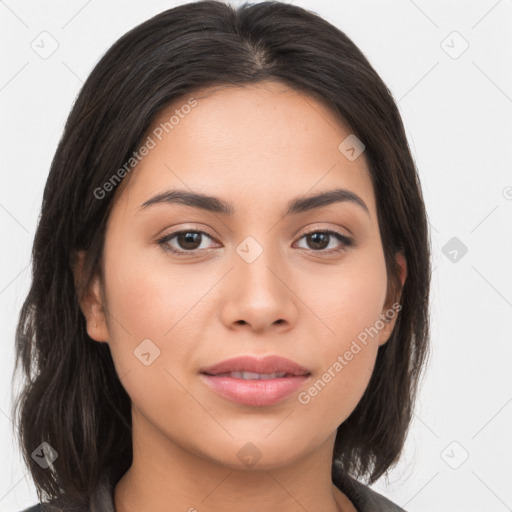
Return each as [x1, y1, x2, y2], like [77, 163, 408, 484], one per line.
[156, 230, 218, 255]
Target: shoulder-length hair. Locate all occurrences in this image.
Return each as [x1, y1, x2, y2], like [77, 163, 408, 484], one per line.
[13, 0, 430, 505]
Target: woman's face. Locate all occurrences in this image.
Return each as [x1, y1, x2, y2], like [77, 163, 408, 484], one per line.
[80, 80, 405, 471]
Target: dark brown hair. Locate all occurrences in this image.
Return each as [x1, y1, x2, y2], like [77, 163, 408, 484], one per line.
[12, 0, 431, 505]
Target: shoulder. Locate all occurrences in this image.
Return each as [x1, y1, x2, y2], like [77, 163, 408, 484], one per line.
[333, 466, 407, 512]
[18, 494, 90, 512]
[18, 471, 115, 512]
[19, 501, 89, 512]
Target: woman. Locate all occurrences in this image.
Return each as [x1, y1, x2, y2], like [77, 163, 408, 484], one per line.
[13, 1, 431, 511]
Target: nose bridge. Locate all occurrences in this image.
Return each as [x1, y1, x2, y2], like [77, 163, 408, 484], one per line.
[233, 234, 287, 301]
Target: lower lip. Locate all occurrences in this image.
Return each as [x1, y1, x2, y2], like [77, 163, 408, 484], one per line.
[200, 374, 310, 406]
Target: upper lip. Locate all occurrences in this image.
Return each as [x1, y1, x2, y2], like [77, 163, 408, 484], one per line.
[200, 355, 311, 376]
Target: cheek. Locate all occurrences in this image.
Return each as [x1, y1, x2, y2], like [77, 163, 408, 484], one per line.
[301, 335, 379, 417]
[305, 244, 389, 350]
[295, 247, 387, 418]
[100, 245, 198, 422]
[99, 233, 194, 383]
[102, 233, 197, 341]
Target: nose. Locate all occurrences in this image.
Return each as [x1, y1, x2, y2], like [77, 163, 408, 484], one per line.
[219, 244, 299, 334]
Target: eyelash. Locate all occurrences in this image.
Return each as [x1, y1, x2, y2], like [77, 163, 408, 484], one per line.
[156, 228, 353, 256]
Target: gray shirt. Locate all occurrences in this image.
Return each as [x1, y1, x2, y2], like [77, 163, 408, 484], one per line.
[20, 468, 406, 512]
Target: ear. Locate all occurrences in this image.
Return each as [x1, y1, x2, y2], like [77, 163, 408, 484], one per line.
[73, 250, 110, 343]
[377, 251, 407, 347]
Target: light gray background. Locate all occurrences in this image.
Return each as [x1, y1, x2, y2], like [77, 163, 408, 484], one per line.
[1, 1, 511, 511]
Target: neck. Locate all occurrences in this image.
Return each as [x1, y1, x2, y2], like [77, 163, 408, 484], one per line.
[114, 408, 355, 512]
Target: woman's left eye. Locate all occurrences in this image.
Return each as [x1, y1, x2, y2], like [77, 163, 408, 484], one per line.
[294, 230, 353, 253]
[157, 229, 353, 255]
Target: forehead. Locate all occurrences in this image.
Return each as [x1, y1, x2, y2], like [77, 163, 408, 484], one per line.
[113, 81, 376, 219]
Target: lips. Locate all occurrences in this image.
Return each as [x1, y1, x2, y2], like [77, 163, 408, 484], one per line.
[199, 355, 311, 406]
[213, 371, 289, 380]
[200, 355, 311, 377]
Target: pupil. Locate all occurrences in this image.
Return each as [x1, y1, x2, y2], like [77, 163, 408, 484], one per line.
[179, 232, 201, 249]
[309, 232, 328, 250]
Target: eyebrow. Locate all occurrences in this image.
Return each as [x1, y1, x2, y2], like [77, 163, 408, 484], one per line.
[138, 187, 369, 217]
